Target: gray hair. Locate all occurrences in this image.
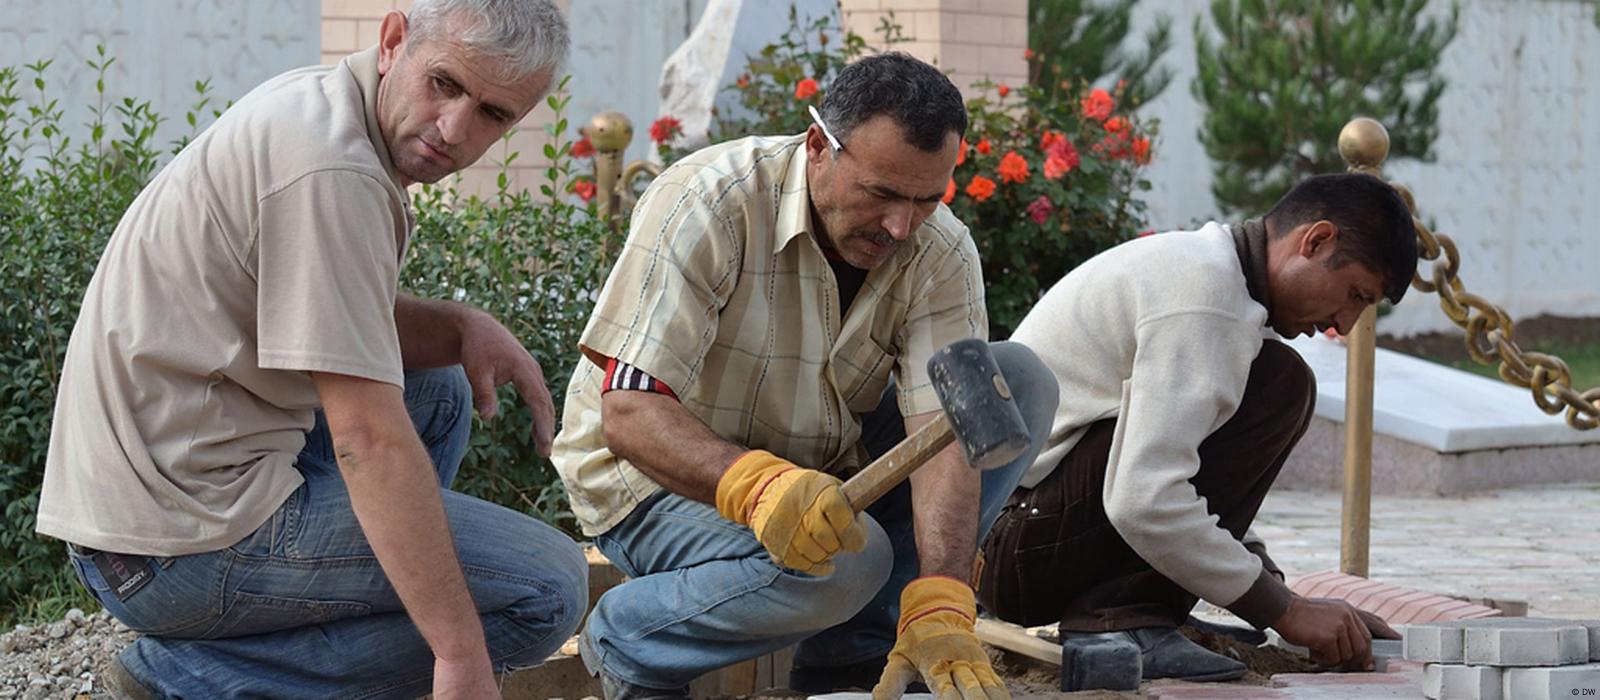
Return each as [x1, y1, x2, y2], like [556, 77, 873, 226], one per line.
[407, 0, 570, 83]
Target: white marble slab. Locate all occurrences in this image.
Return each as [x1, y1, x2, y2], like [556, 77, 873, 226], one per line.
[1285, 334, 1600, 453]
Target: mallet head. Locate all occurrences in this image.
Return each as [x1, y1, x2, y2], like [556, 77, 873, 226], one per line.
[927, 338, 1031, 470]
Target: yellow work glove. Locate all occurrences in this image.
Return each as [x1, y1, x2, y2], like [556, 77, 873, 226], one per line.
[874, 576, 1009, 700]
[715, 450, 867, 575]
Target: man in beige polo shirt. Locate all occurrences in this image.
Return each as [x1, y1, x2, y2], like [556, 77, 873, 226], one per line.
[553, 54, 1057, 699]
[36, 1, 586, 697]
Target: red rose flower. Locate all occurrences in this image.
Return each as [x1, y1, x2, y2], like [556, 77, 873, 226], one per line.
[1080, 88, 1114, 122]
[976, 138, 992, 155]
[1043, 139, 1080, 180]
[573, 178, 596, 202]
[998, 84, 1010, 98]
[571, 135, 595, 159]
[1132, 136, 1152, 165]
[649, 116, 683, 144]
[794, 77, 819, 100]
[1027, 195, 1054, 224]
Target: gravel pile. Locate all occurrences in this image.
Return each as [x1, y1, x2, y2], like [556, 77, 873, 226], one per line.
[0, 609, 135, 699]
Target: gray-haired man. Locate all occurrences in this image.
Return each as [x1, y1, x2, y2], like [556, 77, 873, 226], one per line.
[37, 1, 585, 697]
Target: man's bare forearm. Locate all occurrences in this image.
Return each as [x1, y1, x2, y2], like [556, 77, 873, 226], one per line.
[906, 412, 980, 581]
[601, 390, 746, 503]
[313, 373, 487, 664]
[395, 294, 478, 369]
[338, 436, 486, 659]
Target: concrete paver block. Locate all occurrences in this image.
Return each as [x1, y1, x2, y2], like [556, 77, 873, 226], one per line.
[1406, 623, 1467, 663]
[1502, 662, 1600, 699]
[1424, 664, 1502, 700]
[1462, 620, 1589, 666]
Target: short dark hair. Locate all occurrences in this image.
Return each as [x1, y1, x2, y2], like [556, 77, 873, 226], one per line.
[1264, 173, 1419, 304]
[818, 52, 967, 152]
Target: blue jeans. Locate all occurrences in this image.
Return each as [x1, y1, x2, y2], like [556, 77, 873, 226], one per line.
[67, 366, 588, 699]
[581, 341, 1059, 689]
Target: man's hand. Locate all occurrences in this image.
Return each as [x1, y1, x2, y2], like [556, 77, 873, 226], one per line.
[874, 577, 1008, 700]
[714, 450, 866, 575]
[432, 652, 499, 699]
[1357, 607, 1401, 640]
[457, 310, 556, 456]
[1272, 596, 1376, 670]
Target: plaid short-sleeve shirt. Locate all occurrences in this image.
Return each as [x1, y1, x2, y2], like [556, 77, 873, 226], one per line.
[551, 134, 987, 537]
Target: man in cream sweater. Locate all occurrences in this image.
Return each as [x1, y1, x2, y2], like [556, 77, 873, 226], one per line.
[978, 174, 1414, 681]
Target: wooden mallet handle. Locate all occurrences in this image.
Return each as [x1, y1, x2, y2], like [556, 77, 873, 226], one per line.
[838, 415, 956, 513]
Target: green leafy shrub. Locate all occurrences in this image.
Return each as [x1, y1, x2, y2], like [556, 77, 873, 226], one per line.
[685, 12, 1155, 336]
[0, 50, 175, 623]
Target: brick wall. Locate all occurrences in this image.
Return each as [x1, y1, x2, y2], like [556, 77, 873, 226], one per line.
[839, 0, 1028, 99]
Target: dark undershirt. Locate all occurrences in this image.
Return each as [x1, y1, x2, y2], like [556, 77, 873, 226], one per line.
[823, 248, 868, 321]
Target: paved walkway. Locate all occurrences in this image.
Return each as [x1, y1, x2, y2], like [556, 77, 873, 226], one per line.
[1254, 482, 1600, 620]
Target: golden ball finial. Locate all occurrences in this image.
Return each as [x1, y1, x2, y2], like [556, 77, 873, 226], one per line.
[1338, 117, 1390, 171]
[587, 111, 633, 152]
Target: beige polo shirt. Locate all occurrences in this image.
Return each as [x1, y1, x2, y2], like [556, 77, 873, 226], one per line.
[36, 48, 413, 556]
[551, 135, 987, 537]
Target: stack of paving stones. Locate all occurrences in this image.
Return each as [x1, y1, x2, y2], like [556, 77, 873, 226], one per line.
[1404, 618, 1600, 699]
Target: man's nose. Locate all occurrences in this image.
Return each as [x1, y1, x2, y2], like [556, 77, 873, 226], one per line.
[881, 202, 915, 241]
[437, 101, 471, 145]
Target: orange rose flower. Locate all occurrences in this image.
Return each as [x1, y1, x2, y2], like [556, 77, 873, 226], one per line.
[1080, 88, 1114, 122]
[956, 138, 968, 166]
[976, 138, 992, 155]
[1024, 48, 1035, 60]
[965, 175, 997, 202]
[998, 84, 1010, 98]
[997, 151, 1029, 184]
[942, 178, 957, 204]
[794, 77, 819, 100]
[1040, 130, 1064, 151]
[573, 178, 596, 202]
[1132, 136, 1152, 165]
[1105, 116, 1129, 134]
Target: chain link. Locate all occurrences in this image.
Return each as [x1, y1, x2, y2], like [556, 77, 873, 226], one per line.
[1396, 185, 1600, 430]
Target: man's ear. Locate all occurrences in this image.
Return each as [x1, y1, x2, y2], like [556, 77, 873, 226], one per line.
[1300, 220, 1339, 260]
[804, 124, 833, 164]
[376, 11, 408, 75]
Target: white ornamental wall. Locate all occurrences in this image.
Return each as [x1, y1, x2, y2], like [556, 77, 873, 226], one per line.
[1131, 0, 1600, 336]
[1, 0, 320, 161]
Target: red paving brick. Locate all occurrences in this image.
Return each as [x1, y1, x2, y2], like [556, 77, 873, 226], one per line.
[1288, 570, 1500, 625]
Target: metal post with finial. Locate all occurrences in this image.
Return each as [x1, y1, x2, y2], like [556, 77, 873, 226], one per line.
[586, 111, 633, 228]
[1335, 117, 1390, 578]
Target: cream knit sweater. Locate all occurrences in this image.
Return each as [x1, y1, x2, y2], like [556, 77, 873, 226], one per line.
[1011, 222, 1283, 615]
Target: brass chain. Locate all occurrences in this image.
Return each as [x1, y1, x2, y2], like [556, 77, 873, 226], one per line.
[1390, 182, 1600, 430]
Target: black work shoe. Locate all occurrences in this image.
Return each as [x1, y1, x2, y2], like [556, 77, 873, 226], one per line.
[788, 656, 928, 694]
[578, 629, 690, 700]
[1062, 626, 1247, 682]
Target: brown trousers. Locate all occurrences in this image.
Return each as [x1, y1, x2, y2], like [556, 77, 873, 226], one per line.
[977, 340, 1314, 632]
